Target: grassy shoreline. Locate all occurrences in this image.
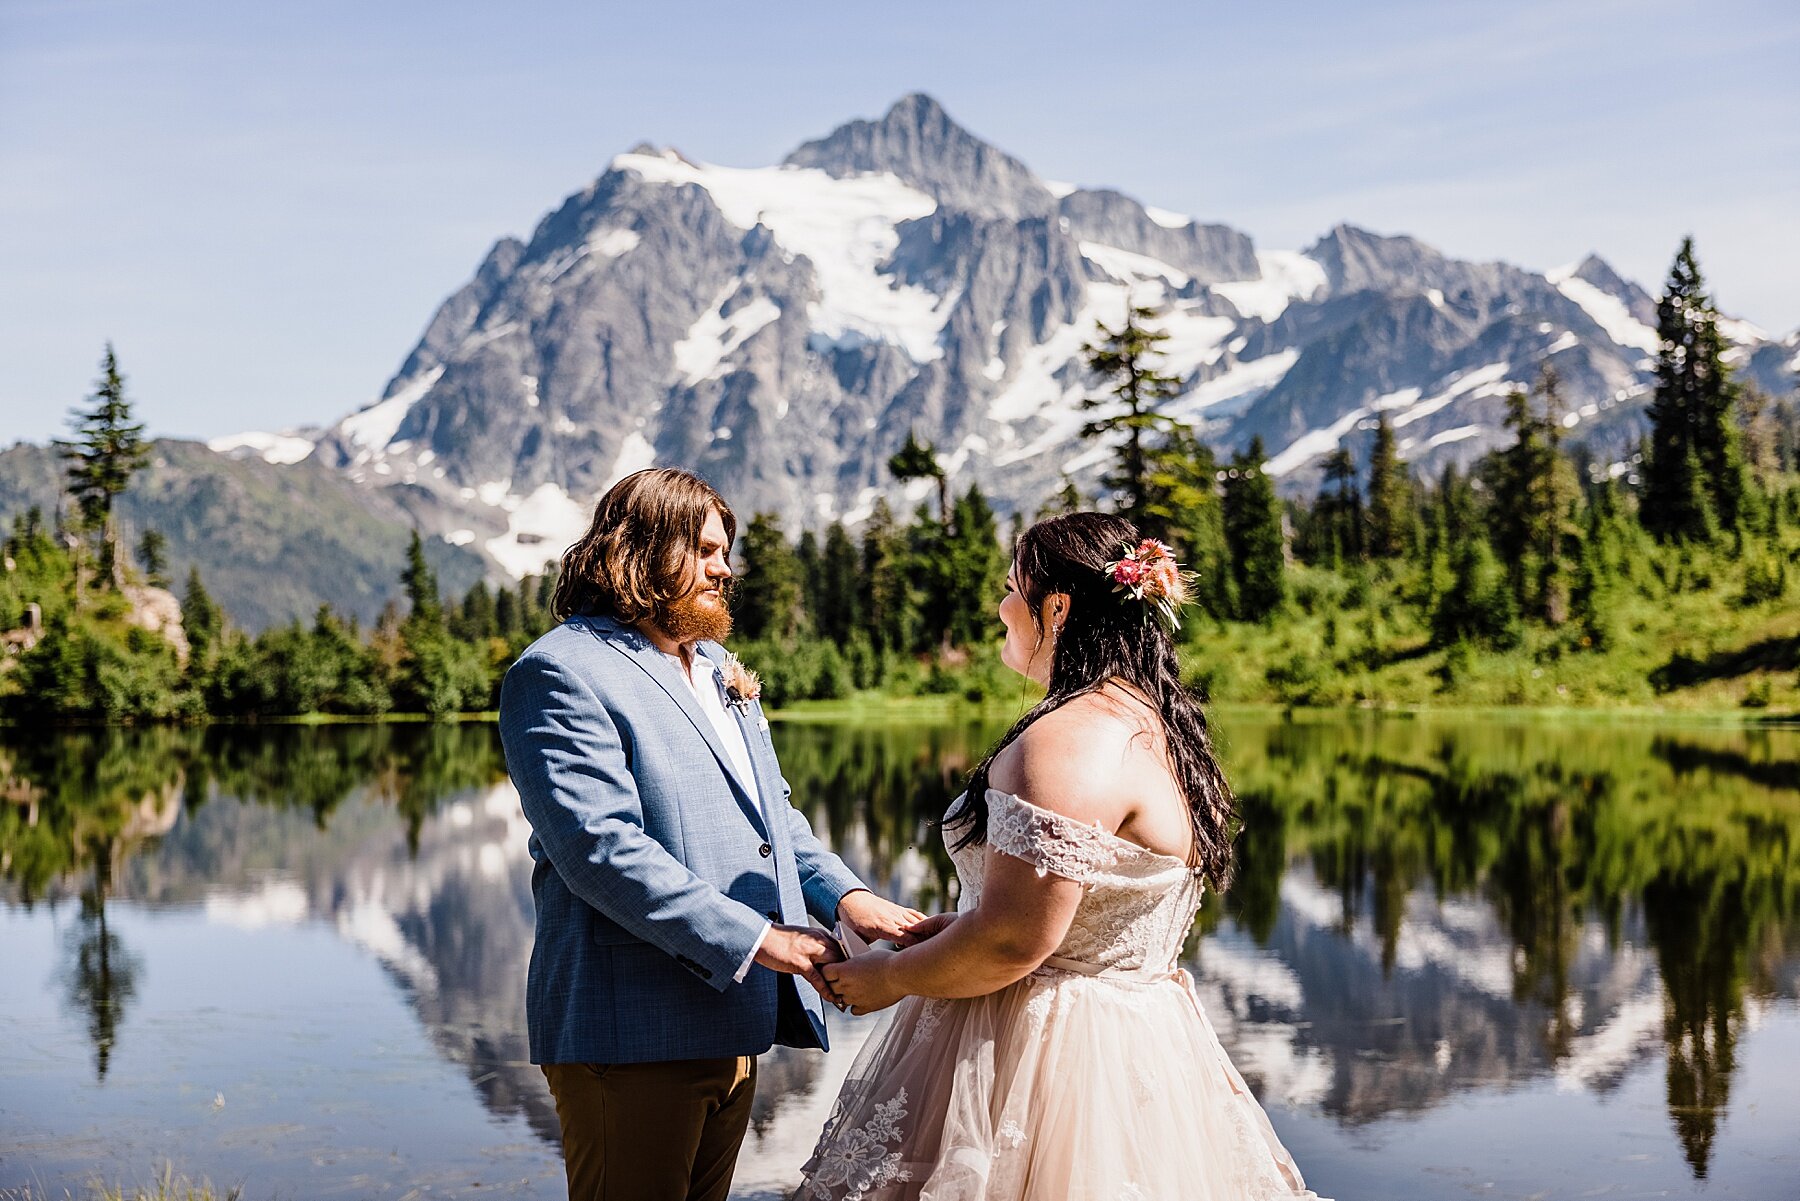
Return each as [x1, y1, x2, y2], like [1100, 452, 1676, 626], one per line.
[7, 693, 1794, 730]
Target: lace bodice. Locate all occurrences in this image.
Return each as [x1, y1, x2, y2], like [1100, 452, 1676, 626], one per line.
[948, 788, 1204, 976]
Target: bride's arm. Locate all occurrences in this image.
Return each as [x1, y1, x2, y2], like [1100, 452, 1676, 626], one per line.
[823, 715, 1128, 1012]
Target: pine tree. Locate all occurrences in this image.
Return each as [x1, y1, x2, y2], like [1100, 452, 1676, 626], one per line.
[1035, 475, 1084, 522]
[1364, 415, 1410, 559]
[1309, 447, 1363, 566]
[1221, 437, 1286, 620]
[1642, 238, 1747, 540]
[734, 513, 804, 641]
[181, 567, 223, 672]
[401, 531, 441, 625]
[858, 498, 913, 653]
[136, 529, 169, 589]
[943, 485, 1006, 647]
[1482, 368, 1580, 621]
[56, 345, 150, 589]
[1141, 428, 1230, 618]
[1080, 304, 1190, 533]
[887, 431, 949, 527]
[816, 522, 861, 645]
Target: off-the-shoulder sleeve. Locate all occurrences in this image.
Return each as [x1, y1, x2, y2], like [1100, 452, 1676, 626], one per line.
[985, 788, 1120, 883]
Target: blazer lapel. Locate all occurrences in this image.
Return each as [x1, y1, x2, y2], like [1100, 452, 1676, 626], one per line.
[586, 618, 769, 838]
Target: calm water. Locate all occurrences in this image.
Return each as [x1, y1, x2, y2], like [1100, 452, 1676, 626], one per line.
[1, 715, 1797, 1200]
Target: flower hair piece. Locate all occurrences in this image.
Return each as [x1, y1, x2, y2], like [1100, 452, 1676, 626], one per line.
[1103, 538, 1198, 631]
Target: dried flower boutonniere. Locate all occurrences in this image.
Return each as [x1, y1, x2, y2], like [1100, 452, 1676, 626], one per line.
[720, 652, 762, 715]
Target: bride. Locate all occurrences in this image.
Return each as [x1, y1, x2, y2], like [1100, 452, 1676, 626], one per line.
[798, 512, 1326, 1200]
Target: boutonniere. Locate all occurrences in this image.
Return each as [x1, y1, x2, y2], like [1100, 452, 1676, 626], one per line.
[720, 652, 761, 715]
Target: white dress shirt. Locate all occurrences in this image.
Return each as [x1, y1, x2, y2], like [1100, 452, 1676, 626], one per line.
[664, 649, 769, 981]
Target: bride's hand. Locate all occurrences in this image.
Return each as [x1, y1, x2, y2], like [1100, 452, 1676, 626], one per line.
[820, 948, 905, 1015]
[904, 912, 958, 941]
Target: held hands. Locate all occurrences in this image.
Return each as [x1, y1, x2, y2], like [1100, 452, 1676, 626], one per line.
[836, 889, 928, 947]
[821, 948, 904, 1015]
[753, 923, 843, 1000]
[819, 909, 958, 1016]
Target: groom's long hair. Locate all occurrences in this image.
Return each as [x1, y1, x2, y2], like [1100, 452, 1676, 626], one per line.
[947, 512, 1237, 893]
[552, 468, 737, 624]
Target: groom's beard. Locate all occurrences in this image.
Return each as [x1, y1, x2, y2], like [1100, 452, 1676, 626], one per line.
[657, 578, 734, 644]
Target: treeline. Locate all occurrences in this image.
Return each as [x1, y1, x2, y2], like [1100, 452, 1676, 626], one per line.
[0, 511, 558, 719]
[4, 239, 1797, 720]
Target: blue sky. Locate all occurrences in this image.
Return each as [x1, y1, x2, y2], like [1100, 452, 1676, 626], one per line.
[3, 0, 1796, 446]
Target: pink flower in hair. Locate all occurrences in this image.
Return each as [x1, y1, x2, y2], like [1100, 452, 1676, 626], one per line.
[1102, 538, 1197, 630]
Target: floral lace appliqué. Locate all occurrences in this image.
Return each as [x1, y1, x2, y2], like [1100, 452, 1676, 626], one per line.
[806, 1088, 913, 1200]
[985, 789, 1122, 883]
[912, 997, 946, 1043]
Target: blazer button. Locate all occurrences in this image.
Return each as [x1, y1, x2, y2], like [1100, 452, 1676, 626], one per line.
[766, 910, 780, 921]
[759, 842, 772, 858]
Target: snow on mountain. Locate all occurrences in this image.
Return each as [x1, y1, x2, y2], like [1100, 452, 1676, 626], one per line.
[207, 430, 317, 465]
[189, 94, 1796, 587]
[612, 149, 948, 360]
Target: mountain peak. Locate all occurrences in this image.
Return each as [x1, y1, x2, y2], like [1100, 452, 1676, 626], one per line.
[783, 93, 1055, 219]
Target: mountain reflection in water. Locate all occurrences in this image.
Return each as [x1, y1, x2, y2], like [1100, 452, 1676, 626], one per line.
[0, 715, 1795, 1198]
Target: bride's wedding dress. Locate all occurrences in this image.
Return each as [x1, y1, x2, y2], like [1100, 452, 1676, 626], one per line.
[795, 788, 1326, 1200]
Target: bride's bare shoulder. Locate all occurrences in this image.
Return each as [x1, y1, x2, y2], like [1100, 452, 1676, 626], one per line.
[989, 696, 1143, 831]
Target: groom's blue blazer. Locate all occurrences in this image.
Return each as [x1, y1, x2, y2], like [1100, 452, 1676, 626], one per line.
[499, 612, 865, 1065]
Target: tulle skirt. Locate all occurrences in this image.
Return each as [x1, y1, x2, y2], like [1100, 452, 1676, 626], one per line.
[792, 963, 1326, 1200]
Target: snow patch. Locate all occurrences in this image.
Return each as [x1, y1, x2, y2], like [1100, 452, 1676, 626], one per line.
[1547, 271, 1658, 354]
[1041, 179, 1077, 199]
[1266, 406, 1370, 477]
[1391, 362, 1520, 429]
[207, 431, 316, 465]
[673, 287, 783, 384]
[1169, 349, 1299, 420]
[485, 483, 591, 579]
[1425, 424, 1486, 449]
[443, 529, 476, 547]
[1545, 331, 1580, 354]
[1080, 241, 1190, 288]
[615, 152, 947, 362]
[591, 227, 641, 258]
[338, 366, 444, 454]
[1143, 204, 1193, 229]
[606, 431, 657, 488]
[1211, 251, 1328, 324]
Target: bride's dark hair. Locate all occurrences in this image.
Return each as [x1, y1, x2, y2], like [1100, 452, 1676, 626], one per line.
[947, 511, 1236, 893]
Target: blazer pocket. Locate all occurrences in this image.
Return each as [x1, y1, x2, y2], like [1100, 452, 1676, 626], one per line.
[590, 918, 644, 947]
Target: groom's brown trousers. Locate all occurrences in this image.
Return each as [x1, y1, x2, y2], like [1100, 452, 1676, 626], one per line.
[542, 1055, 757, 1201]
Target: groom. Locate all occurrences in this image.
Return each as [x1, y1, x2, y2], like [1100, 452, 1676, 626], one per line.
[499, 466, 921, 1201]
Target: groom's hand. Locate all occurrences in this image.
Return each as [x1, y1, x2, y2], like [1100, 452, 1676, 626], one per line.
[754, 923, 844, 1000]
[837, 890, 928, 947]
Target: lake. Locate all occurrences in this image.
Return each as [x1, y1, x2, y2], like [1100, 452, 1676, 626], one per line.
[2, 713, 1797, 1199]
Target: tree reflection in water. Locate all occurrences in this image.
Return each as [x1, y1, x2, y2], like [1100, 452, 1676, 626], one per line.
[1, 714, 1795, 1185]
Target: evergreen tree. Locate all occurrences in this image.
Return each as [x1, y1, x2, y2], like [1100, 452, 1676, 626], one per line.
[402, 531, 441, 624]
[734, 513, 805, 641]
[56, 345, 150, 589]
[1304, 447, 1363, 566]
[1642, 238, 1747, 540]
[1141, 428, 1230, 618]
[796, 529, 823, 635]
[887, 431, 949, 527]
[1035, 475, 1084, 522]
[816, 521, 861, 645]
[1482, 368, 1580, 622]
[181, 567, 223, 672]
[1365, 415, 1410, 558]
[943, 485, 1006, 647]
[495, 585, 523, 640]
[135, 529, 168, 589]
[1080, 304, 1189, 533]
[1221, 438, 1286, 620]
[858, 498, 913, 653]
